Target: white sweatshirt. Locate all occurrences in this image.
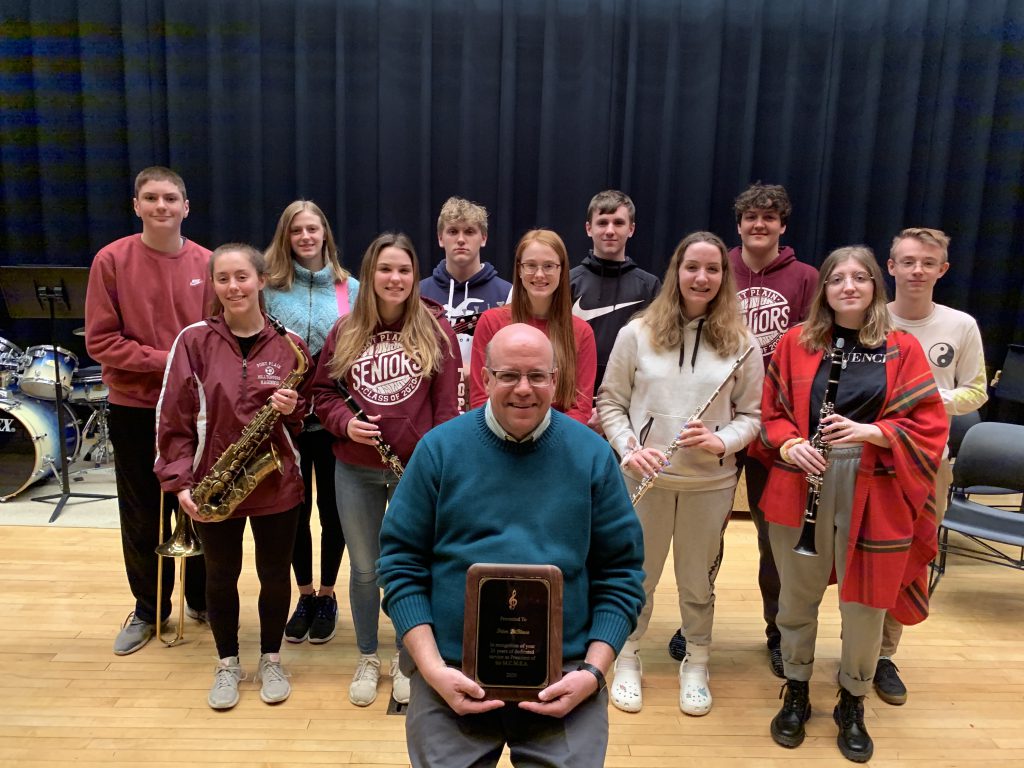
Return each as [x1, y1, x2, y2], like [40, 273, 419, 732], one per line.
[598, 315, 763, 492]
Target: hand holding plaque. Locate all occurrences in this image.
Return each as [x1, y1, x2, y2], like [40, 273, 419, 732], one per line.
[462, 563, 563, 702]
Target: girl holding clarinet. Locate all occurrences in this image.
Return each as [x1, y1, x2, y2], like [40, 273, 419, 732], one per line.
[312, 233, 460, 708]
[757, 246, 946, 762]
[598, 231, 763, 716]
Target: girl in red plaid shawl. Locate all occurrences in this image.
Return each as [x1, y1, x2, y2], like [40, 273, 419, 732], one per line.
[756, 246, 947, 763]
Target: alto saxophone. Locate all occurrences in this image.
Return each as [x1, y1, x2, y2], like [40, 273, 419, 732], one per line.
[191, 315, 308, 522]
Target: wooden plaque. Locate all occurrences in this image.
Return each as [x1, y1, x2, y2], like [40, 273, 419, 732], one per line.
[462, 563, 563, 702]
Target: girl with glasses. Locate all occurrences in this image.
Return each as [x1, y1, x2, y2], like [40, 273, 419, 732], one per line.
[598, 231, 763, 717]
[312, 233, 460, 708]
[757, 246, 946, 762]
[469, 229, 597, 423]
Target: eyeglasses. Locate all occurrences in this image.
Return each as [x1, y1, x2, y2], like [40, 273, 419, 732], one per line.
[520, 262, 561, 275]
[825, 272, 874, 288]
[894, 258, 943, 271]
[486, 368, 556, 387]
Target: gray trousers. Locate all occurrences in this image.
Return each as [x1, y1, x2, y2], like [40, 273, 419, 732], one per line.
[880, 456, 952, 657]
[628, 484, 735, 647]
[404, 662, 609, 767]
[769, 445, 886, 697]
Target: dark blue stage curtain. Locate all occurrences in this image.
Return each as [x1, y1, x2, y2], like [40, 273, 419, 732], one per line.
[1, 0, 1022, 362]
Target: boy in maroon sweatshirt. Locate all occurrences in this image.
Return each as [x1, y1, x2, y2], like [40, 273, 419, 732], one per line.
[668, 183, 817, 678]
[85, 167, 212, 655]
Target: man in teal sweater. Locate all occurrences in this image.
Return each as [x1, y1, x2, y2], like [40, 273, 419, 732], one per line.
[379, 323, 645, 767]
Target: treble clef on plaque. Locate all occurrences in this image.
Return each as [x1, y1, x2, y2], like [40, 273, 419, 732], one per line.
[508, 589, 518, 611]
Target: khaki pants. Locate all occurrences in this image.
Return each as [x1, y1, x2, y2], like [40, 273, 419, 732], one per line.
[770, 446, 886, 697]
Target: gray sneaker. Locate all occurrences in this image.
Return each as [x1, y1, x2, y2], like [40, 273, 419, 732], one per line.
[208, 657, 245, 710]
[185, 605, 208, 623]
[256, 653, 291, 704]
[113, 612, 155, 656]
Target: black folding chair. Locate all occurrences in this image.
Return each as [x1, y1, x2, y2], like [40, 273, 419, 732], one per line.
[930, 421, 1024, 594]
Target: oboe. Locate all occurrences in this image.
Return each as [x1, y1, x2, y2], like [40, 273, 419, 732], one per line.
[793, 337, 846, 556]
[630, 345, 755, 506]
[334, 380, 405, 479]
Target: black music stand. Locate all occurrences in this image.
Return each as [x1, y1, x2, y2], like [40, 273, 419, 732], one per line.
[0, 266, 115, 522]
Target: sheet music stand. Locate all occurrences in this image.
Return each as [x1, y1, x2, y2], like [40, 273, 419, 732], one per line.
[0, 266, 115, 522]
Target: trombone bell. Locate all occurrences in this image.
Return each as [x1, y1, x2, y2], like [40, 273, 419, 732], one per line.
[156, 510, 203, 558]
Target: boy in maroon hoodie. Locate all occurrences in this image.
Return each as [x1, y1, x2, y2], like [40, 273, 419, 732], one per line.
[667, 183, 817, 677]
[85, 167, 212, 655]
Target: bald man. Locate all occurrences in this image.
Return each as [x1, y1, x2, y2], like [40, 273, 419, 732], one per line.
[378, 323, 645, 767]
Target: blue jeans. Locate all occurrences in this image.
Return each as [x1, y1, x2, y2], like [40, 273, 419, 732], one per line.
[334, 459, 401, 655]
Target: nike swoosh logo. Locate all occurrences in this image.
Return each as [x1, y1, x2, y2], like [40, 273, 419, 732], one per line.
[572, 298, 644, 322]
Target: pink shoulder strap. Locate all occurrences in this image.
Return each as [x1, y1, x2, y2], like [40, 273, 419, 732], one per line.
[335, 280, 350, 316]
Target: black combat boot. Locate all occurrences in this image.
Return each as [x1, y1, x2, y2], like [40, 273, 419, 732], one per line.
[770, 679, 811, 748]
[833, 686, 874, 762]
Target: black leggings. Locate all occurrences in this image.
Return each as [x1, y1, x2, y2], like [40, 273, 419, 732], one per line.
[292, 428, 346, 587]
[195, 505, 301, 658]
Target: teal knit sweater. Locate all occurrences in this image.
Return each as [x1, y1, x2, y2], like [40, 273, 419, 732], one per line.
[264, 263, 359, 357]
[379, 408, 646, 663]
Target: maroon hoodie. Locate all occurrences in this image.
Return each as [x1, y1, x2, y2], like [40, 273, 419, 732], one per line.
[728, 246, 818, 369]
[313, 297, 461, 469]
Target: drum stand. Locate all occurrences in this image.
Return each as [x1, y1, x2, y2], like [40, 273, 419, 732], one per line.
[0, 267, 115, 521]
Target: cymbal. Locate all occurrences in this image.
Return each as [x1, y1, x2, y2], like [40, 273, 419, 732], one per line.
[73, 326, 86, 337]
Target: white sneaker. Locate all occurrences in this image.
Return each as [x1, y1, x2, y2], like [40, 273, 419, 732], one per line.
[349, 653, 381, 707]
[390, 653, 410, 704]
[610, 651, 643, 713]
[679, 657, 712, 716]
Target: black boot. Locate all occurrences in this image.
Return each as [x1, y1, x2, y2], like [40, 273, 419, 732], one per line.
[770, 679, 811, 748]
[833, 687, 873, 762]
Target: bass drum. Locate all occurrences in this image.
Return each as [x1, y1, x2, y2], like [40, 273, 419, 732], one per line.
[0, 394, 80, 501]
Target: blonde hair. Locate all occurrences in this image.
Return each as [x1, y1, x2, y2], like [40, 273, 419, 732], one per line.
[436, 196, 488, 237]
[327, 233, 450, 379]
[264, 200, 349, 290]
[800, 246, 892, 351]
[890, 227, 950, 262]
[507, 229, 578, 410]
[641, 231, 747, 357]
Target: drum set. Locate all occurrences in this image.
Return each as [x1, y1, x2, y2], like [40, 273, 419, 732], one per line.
[0, 335, 112, 502]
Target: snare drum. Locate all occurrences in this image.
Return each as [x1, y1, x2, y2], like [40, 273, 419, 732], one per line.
[0, 394, 80, 501]
[18, 345, 78, 400]
[69, 365, 108, 404]
[0, 337, 22, 391]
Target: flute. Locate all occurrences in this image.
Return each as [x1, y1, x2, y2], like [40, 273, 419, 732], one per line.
[630, 345, 755, 506]
[334, 380, 405, 479]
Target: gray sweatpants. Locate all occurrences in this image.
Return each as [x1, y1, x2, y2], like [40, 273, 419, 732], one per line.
[769, 445, 886, 697]
[628, 483, 736, 647]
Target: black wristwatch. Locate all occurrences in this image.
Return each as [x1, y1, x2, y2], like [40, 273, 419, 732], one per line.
[576, 662, 606, 694]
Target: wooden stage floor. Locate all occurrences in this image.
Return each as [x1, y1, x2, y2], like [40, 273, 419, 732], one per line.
[0, 510, 1022, 767]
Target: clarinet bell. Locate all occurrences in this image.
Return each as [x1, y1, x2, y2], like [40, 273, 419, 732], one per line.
[792, 520, 818, 557]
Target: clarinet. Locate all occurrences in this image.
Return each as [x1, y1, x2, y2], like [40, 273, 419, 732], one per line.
[334, 380, 405, 479]
[630, 345, 755, 506]
[793, 337, 846, 556]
